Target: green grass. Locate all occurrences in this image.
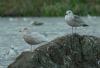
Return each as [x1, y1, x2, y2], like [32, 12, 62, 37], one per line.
[0, 0, 100, 16]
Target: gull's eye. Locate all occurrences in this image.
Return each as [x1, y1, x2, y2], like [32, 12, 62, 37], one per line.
[68, 11, 71, 13]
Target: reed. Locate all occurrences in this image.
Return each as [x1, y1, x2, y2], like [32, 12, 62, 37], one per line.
[0, 0, 100, 16]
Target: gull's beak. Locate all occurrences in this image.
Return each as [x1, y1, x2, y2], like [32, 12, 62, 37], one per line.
[65, 14, 67, 15]
[65, 13, 68, 15]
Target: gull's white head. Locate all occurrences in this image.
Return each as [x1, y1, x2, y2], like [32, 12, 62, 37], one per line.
[10, 45, 15, 49]
[65, 10, 74, 21]
[19, 27, 28, 32]
[66, 10, 73, 15]
[19, 27, 31, 34]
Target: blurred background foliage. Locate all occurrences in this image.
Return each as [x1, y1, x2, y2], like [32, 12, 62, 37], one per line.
[0, 0, 100, 16]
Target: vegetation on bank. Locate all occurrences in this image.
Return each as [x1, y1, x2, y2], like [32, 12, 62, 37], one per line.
[0, 0, 100, 16]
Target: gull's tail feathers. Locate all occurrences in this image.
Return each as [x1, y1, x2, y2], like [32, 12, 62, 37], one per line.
[82, 24, 88, 27]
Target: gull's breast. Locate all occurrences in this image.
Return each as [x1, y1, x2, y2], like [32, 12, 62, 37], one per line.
[65, 16, 83, 27]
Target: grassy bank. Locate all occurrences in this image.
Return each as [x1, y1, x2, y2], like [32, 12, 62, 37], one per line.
[0, 0, 100, 16]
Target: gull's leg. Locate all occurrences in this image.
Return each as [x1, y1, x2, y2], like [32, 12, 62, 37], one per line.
[75, 27, 77, 33]
[31, 45, 33, 52]
[72, 27, 73, 35]
[71, 27, 73, 53]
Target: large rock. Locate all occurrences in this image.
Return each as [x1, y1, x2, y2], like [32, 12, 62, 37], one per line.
[31, 21, 44, 26]
[8, 34, 100, 68]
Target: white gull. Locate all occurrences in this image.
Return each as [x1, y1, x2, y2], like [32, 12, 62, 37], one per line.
[65, 10, 88, 33]
[20, 27, 48, 52]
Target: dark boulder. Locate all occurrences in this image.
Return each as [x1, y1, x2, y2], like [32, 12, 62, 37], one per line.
[31, 21, 44, 26]
[8, 34, 100, 68]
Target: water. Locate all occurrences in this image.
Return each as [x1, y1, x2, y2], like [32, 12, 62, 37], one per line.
[0, 17, 100, 68]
